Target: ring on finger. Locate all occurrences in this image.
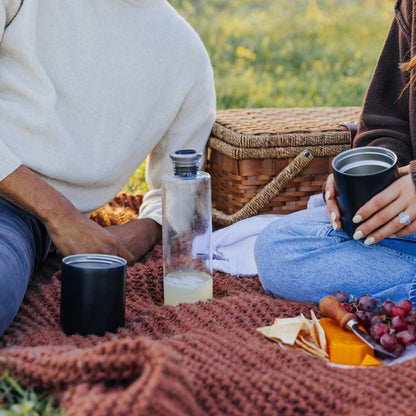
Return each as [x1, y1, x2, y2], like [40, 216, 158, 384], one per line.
[398, 211, 413, 226]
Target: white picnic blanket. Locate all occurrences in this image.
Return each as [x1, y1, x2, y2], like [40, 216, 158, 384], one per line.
[210, 214, 281, 277]
[193, 193, 325, 277]
[210, 193, 326, 276]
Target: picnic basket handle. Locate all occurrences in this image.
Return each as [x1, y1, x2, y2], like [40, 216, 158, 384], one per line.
[212, 149, 314, 226]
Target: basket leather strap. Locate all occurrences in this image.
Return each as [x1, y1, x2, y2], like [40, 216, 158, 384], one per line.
[212, 149, 315, 226]
[339, 121, 359, 145]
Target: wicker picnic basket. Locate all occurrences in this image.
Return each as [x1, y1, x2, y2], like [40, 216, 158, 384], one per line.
[206, 107, 362, 226]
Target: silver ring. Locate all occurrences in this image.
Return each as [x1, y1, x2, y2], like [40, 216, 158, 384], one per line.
[398, 211, 412, 226]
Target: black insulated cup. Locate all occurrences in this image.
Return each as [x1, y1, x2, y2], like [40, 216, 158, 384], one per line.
[332, 146, 399, 236]
[60, 254, 127, 336]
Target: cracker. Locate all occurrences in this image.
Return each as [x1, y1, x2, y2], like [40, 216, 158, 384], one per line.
[297, 336, 329, 360]
[257, 318, 305, 345]
[257, 311, 329, 361]
[311, 310, 328, 353]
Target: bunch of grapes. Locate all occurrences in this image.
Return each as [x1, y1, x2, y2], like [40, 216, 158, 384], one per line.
[333, 290, 416, 357]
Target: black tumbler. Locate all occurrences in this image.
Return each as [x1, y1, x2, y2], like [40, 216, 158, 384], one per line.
[332, 146, 399, 236]
[60, 254, 127, 336]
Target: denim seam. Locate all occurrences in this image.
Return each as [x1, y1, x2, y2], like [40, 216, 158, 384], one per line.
[408, 273, 416, 307]
[357, 240, 416, 263]
[319, 220, 416, 262]
[319, 223, 350, 241]
[319, 223, 336, 237]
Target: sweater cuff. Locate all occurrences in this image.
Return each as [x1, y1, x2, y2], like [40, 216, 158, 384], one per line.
[410, 160, 416, 190]
[138, 189, 162, 225]
[0, 144, 23, 181]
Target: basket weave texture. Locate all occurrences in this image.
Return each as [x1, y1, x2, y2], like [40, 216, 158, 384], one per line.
[206, 107, 362, 226]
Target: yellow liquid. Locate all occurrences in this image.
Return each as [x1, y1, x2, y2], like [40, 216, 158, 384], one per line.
[164, 271, 213, 306]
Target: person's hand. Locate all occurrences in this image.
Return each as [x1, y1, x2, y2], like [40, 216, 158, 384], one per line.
[106, 218, 162, 262]
[45, 210, 136, 265]
[351, 165, 416, 245]
[324, 173, 342, 231]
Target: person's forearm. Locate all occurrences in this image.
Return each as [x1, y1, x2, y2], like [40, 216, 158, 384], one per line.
[0, 165, 135, 263]
[0, 165, 79, 227]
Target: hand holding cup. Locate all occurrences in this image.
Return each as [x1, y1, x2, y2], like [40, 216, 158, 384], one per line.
[330, 147, 399, 236]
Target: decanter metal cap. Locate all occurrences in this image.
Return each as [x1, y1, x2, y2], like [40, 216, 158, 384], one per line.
[169, 149, 202, 177]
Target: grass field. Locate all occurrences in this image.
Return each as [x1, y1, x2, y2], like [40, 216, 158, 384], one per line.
[171, 0, 395, 109]
[124, 0, 396, 193]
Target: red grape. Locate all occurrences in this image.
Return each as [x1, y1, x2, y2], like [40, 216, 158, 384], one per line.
[370, 315, 384, 326]
[396, 330, 416, 346]
[380, 333, 398, 351]
[391, 342, 405, 357]
[405, 313, 416, 326]
[407, 325, 416, 337]
[342, 303, 352, 313]
[392, 316, 408, 332]
[355, 310, 373, 329]
[391, 306, 407, 318]
[369, 323, 389, 341]
[357, 294, 377, 312]
[382, 300, 395, 316]
[333, 290, 349, 304]
[396, 300, 413, 315]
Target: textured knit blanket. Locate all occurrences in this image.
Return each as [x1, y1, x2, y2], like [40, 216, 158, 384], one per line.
[1, 194, 415, 416]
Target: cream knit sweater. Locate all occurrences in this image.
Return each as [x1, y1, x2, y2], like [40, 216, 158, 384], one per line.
[0, 0, 216, 224]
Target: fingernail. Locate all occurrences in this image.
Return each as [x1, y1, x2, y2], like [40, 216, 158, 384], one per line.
[353, 230, 363, 240]
[332, 222, 338, 231]
[352, 215, 362, 224]
[389, 234, 397, 239]
[330, 211, 336, 222]
[325, 190, 331, 201]
[364, 237, 375, 246]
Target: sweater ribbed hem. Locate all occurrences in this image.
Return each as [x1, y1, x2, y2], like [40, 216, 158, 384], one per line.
[0, 152, 22, 181]
[139, 209, 162, 226]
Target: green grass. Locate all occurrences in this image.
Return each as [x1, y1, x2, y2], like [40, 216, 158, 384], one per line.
[124, 0, 396, 192]
[122, 158, 149, 194]
[171, 0, 395, 109]
[0, 375, 62, 416]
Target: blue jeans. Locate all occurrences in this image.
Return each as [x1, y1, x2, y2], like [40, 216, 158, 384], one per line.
[254, 206, 416, 306]
[0, 197, 50, 336]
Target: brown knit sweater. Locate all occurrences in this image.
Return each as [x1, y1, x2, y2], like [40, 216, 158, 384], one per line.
[1, 195, 416, 416]
[354, 0, 416, 184]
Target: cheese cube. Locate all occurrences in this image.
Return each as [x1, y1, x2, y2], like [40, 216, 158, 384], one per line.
[319, 317, 375, 366]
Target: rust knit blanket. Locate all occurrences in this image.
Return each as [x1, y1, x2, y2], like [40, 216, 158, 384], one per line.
[1, 194, 415, 416]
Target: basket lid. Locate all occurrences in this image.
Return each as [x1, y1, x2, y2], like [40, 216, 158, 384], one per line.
[211, 107, 361, 149]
